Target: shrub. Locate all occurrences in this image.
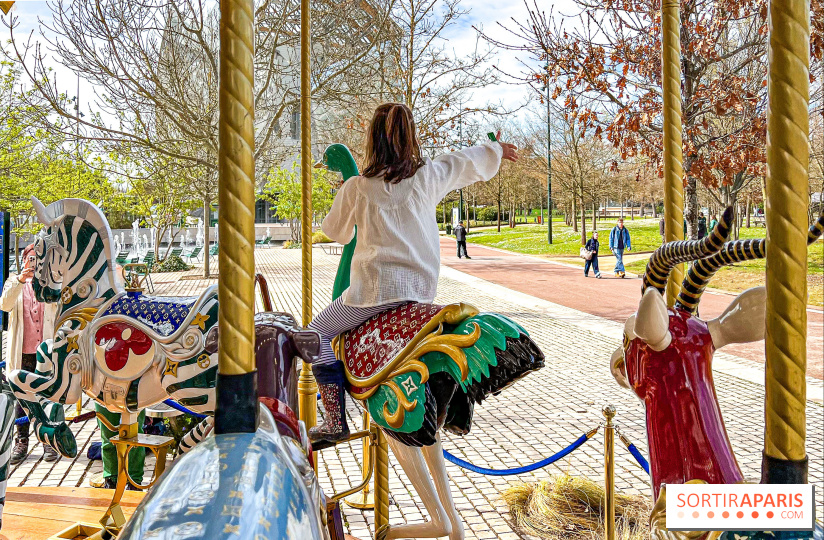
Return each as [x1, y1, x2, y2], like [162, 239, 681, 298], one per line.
[283, 240, 302, 249]
[312, 231, 333, 244]
[153, 254, 192, 273]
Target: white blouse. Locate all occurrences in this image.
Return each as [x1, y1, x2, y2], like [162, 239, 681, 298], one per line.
[322, 142, 504, 307]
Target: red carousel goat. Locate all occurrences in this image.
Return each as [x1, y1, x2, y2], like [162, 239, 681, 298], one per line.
[611, 207, 824, 512]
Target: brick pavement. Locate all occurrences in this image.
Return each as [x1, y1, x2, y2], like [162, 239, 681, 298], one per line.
[2, 246, 822, 539]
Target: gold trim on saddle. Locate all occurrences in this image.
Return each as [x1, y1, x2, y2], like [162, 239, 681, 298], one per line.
[335, 303, 482, 429]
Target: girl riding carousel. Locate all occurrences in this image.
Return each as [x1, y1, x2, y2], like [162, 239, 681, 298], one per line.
[308, 103, 518, 444]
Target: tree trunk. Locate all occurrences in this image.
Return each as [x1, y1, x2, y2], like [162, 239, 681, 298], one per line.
[571, 194, 578, 233]
[684, 175, 699, 239]
[630, 199, 634, 220]
[580, 193, 587, 244]
[203, 198, 211, 278]
[746, 193, 751, 229]
[652, 200, 658, 218]
[497, 197, 502, 232]
[591, 201, 597, 231]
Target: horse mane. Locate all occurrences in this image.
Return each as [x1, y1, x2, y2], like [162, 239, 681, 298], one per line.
[42, 198, 121, 292]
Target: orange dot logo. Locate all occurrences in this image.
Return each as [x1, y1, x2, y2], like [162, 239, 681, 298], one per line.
[737, 511, 744, 519]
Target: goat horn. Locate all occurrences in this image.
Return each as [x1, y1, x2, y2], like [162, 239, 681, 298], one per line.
[31, 196, 54, 226]
[641, 206, 734, 295]
[676, 209, 824, 313]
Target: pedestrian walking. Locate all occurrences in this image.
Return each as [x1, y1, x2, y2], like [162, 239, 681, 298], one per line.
[307, 103, 518, 444]
[697, 213, 707, 238]
[709, 214, 718, 232]
[659, 216, 665, 244]
[454, 220, 470, 259]
[584, 231, 601, 278]
[0, 244, 59, 464]
[609, 218, 631, 278]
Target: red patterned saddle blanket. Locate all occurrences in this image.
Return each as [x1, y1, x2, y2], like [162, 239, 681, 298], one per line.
[337, 303, 444, 390]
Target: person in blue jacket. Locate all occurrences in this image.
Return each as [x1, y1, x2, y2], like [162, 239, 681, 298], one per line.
[609, 218, 631, 278]
[584, 231, 601, 278]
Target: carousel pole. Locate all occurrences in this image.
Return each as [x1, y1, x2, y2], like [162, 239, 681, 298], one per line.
[661, 0, 685, 307]
[297, 0, 319, 438]
[762, 0, 810, 484]
[213, 0, 258, 434]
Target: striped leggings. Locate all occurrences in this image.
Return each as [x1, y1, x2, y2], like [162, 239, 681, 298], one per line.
[308, 297, 405, 366]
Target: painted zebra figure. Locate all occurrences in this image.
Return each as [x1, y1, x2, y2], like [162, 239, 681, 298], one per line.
[0, 384, 16, 529]
[5, 197, 319, 462]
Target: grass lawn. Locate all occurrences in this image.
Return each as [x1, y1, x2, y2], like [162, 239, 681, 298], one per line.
[622, 227, 823, 307]
[466, 217, 663, 256]
[464, 218, 823, 307]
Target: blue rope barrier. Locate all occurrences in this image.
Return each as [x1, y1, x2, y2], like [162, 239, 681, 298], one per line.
[626, 443, 650, 474]
[442, 429, 597, 476]
[0, 361, 5, 370]
[162, 399, 207, 419]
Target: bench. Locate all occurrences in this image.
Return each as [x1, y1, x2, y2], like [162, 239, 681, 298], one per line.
[319, 243, 344, 255]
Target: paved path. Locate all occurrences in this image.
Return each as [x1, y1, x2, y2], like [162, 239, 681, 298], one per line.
[2, 246, 822, 540]
[442, 237, 824, 381]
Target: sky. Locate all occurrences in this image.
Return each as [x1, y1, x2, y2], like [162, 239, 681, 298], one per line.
[1, 0, 574, 127]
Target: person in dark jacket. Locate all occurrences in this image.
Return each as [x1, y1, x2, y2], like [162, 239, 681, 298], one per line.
[609, 218, 631, 277]
[454, 220, 470, 259]
[697, 212, 707, 238]
[584, 231, 601, 278]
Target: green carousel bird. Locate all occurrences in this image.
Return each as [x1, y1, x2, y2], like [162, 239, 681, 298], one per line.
[317, 144, 544, 448]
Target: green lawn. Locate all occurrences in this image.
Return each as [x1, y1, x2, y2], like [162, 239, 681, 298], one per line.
[466, 218, 662, 257]
[463, 219, 823, 306]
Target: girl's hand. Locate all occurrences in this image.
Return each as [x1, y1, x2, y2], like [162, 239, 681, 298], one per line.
[496, 130, 519, 162]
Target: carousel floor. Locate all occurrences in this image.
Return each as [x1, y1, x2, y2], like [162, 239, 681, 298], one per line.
[0, 487, 145, 540]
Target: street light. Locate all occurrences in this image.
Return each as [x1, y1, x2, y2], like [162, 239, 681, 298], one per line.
[544, 67, 553, 244]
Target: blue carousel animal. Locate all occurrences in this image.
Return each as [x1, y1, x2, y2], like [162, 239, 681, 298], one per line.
[316, 144, 545, 540]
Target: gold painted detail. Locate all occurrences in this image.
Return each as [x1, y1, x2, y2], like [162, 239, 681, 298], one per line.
[66, 335, 79, 353]
[191, 313, 209, 331]
[649, 481, 722, 540]
[197, 353, 211, 369]
[164, 358, 179, 378]
[58, 306, 99, 332]
[61, 286, 74, 304]
[345, 303, 479, 388]
[348, 306, 482, 430]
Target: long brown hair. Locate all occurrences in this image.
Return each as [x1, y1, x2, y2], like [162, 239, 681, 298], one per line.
[362, 103, 424, 184]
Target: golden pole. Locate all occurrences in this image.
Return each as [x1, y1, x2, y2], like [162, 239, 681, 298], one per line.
[763, 0, 810, 476]
[661, 0, 685, 307]
[374, 427, 390, 536]
[217, 0, 256, 378]
[345, 411, 375, 509]
[297, 0, 318, 434]
[602, 405, 616, 540]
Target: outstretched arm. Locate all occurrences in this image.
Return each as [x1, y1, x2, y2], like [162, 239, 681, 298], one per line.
[429, 132, 518, 200]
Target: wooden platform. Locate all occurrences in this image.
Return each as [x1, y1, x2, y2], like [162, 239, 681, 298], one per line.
[1, 487, 145, 540]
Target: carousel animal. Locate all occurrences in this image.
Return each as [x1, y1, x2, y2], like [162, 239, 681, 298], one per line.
[611, 207, 824, 537]
[1, 198, 320, 494]
[318, 144, 545, 540]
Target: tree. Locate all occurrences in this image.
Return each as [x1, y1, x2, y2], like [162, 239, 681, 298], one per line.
[483, 0, 824, 238]
[261, 164, 335, 242]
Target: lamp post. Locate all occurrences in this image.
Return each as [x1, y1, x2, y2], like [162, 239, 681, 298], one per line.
[545, 67, 553, 244]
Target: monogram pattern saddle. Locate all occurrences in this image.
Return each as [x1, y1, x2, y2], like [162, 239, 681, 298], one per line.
[339, 303, 444, 391]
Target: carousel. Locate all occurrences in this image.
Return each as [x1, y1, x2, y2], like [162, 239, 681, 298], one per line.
[0, 0, 820, 538]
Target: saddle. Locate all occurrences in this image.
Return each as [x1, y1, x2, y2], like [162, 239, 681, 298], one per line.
[92, 287, 218, 381]
[334, 302, 481, 431]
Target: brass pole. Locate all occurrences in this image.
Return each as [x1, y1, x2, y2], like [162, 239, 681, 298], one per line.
[603, 405, 616, 540]
[763, 0, 810, 476]
[661, 0, 685, 306]
[217, 0, 256, 377]
[297, 0, 318, 434]
[345, 411, 375, 509]
[374, 427, 390, 536]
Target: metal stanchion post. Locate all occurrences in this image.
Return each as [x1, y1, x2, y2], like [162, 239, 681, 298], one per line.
[345, 411, 375, 509]
[603, 405, 616, 540]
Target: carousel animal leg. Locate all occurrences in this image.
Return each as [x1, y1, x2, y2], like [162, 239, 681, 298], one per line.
[0, 386, 18, 530]
[421, 433, 464, 540]
[383, 436, 453, 540]
[177, 417, 214, 455]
